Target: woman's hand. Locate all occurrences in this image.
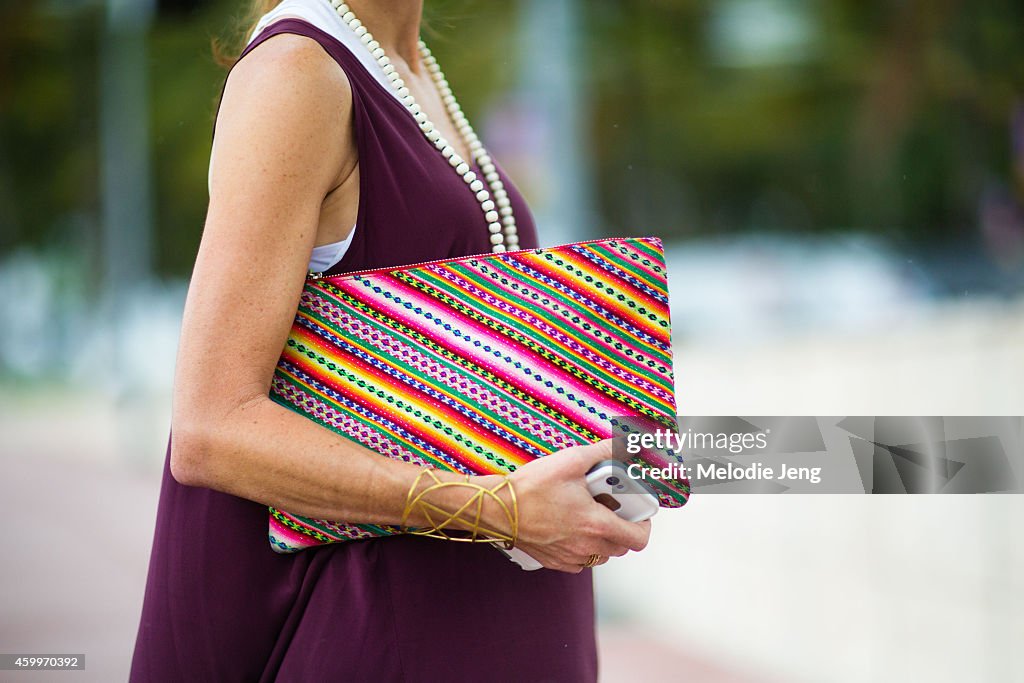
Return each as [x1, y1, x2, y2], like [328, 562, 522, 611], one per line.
[501, 439, 652, 573]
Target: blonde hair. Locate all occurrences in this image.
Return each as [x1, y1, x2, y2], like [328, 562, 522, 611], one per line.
[213, 0, 284, 67]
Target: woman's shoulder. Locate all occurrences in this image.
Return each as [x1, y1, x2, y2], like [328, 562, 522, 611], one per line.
[212, 30, 354, 194]
[229, 29, 351, 105]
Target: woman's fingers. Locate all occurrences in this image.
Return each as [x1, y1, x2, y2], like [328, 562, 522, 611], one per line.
[506, 439, 656, 573]
[517, 544, 583, 574]
[569, 438, 616, 474]
[589, 508, 651, 552]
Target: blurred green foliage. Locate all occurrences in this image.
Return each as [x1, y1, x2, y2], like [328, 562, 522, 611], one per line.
[1, 0, 1022, 279]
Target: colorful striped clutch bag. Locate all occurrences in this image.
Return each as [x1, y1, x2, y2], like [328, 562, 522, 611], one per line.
[268, 237, 689, 553]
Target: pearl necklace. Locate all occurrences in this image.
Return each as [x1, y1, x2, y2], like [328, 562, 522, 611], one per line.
[328, 1, 519, 252]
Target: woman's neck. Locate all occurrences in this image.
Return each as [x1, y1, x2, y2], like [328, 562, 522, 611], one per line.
[345, 0, 425, 72]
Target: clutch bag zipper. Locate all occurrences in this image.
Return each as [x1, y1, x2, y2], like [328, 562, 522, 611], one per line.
[307, 236, 653, 282]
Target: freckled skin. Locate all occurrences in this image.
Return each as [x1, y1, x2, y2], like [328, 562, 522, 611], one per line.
[172, 16, 650, 573]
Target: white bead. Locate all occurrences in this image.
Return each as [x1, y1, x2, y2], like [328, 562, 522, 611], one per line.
[336, 1, 517, 248]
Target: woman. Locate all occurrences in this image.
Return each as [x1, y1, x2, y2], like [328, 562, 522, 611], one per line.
[130, 1, 652, 680]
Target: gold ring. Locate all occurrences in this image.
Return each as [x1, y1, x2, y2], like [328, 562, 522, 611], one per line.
[582, 553, 603, 568]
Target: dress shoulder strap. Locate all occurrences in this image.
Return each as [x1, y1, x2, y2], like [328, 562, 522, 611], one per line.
[244, 0, 396, 97]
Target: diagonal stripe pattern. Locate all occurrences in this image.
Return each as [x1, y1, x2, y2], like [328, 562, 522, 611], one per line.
[268, 237, 690, 552]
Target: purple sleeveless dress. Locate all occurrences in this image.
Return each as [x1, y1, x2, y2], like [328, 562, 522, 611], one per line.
[130, 19, 597, 683]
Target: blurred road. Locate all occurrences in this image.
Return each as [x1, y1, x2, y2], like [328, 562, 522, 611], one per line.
[0, 435, 758, 682]
[2, 296, 1022, 682]
[0, 454, 158, 683]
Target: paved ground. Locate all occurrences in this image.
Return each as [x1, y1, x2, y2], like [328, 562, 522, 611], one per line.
[0, 449, 762, 683]
[3, 297, 1021, 682]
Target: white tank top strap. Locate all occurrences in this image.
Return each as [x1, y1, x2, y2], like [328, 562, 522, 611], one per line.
[249, 0, 396, 95]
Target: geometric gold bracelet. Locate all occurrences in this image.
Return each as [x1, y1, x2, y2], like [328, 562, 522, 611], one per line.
[400, 467, 518, 550]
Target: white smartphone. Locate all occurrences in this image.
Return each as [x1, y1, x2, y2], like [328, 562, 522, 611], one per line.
[500, 460, 659, 571]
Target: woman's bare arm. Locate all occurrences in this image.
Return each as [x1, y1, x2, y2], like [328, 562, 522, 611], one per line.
[171, 33, 649, 571]
[171, 33, 420, 522]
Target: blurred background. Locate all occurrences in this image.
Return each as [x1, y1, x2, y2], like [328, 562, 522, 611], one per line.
[1, 0, 1023, 681]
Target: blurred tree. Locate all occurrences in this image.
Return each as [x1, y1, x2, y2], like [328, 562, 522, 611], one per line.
[158, 0, 206, 17]
[0, 3, 102, 282]
[1, 0, 1022, 280]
